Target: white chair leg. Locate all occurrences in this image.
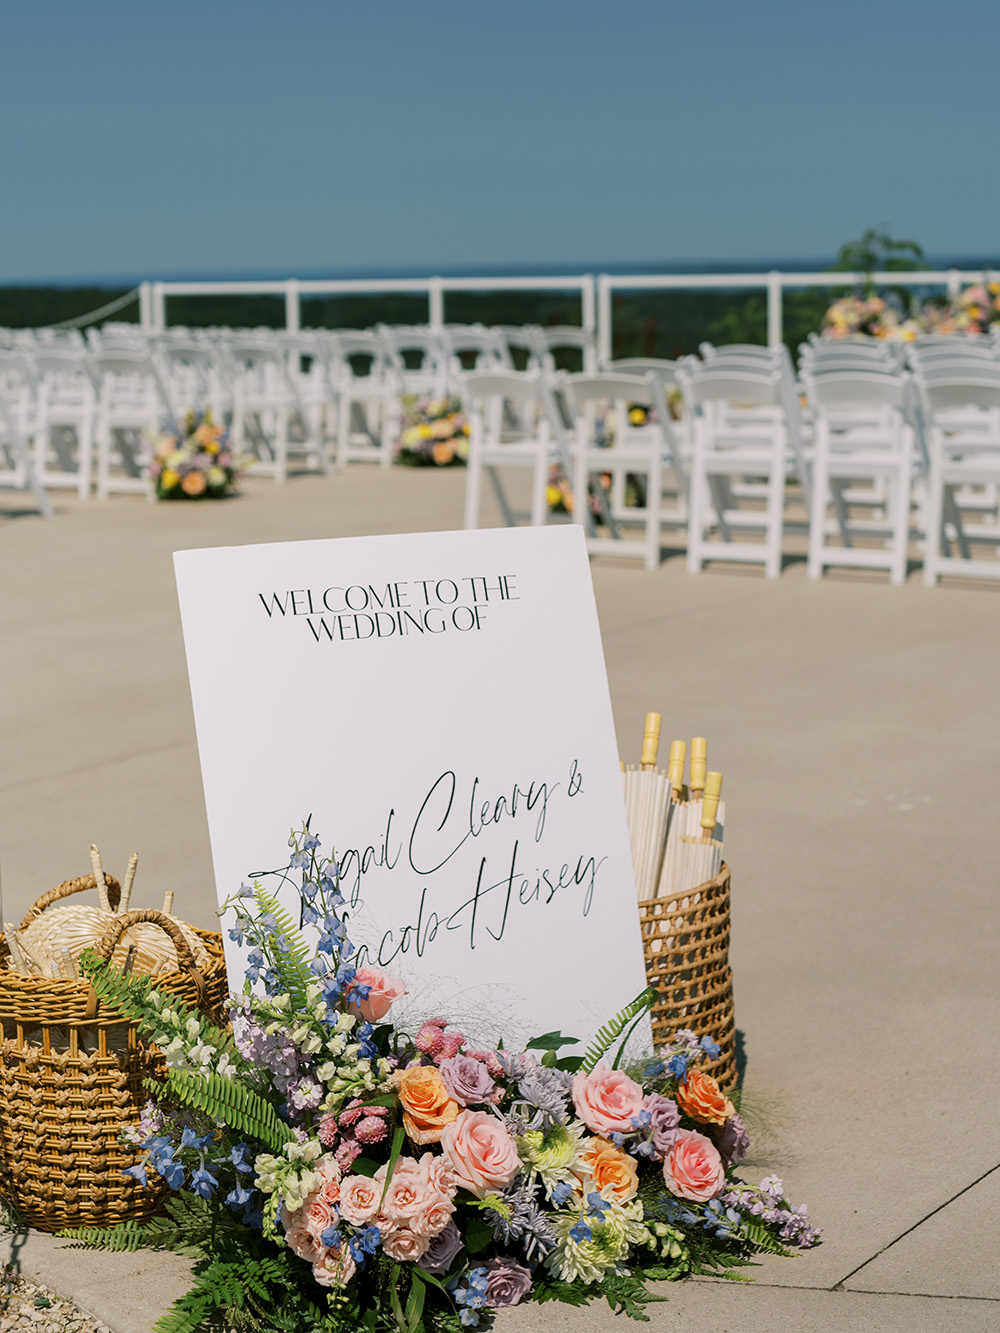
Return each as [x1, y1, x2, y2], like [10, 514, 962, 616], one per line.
[686, 453, 708, 574]
[764, 458, 784, 579]
[530, 451, 549, 528]
[807, 444, 829, 581]
[464, 444, 483, 530]
[923, 447, 945, 587]
[644, 450, 663, 571]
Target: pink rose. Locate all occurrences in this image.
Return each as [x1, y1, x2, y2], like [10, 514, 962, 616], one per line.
[571, 1063, 644, 1136]
[281, 1207, 324, 1264]
[348, 967, 407, 1022]
[381, 1227, 430, 1262]
[312, 1245, 357, 1287]
[665, 1129, 726, 1202]
[305, 1194, 333, 1239]
[315, 1155, 342, 1208]
[440, 1110, 521, 1198]
[380, 1158, 427, 1223]
[420, 1152, 457, 1199]
[338, 1174, 382, 1227]
[410, 1196, 456, 1239]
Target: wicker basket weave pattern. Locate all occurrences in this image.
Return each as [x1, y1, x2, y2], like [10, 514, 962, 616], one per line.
[0, 878, 230, 1231]
[637, 864, 737, 1090]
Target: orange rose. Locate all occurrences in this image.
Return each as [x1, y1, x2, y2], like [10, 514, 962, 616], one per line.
[675, 1069, 734, 1127]
[395, 1065, 460, 1144]
[180, 470, 207, 496]
[431, 441, 455, 466]
[579, 1137, 638, 1203]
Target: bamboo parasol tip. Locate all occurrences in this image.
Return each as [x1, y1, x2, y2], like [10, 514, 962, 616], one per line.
[640, 712, 662, 770]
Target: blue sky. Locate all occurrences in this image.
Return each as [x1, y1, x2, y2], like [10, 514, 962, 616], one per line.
[3, 0, 998, 282]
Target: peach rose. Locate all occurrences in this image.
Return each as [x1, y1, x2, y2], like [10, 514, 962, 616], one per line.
[348, 967, 407, 1023]
[338, 1174, 381, 1227]
[571, 1063, 644, 1137]
[382, 1227, 430, 1262]
[580, 1136, 639, 1203]
[312, 1245, 357, 1287]
[180, 470, 207, 496]
[304, 1193, 333, 1238]
[396, 1065, 460, 1144]
[665, 1129, 726, 1202]
[281, 1207, 324, 1264]
[676, 1069, 734, 1127]
[440, 1110, 521, 1198]
[411, 1196, 455, 1239]
[431, 441, 456, 465]
[379, 1157, 426, 1223]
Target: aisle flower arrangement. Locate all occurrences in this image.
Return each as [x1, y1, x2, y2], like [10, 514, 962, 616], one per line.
[822, 284, 1000, 341]
[397, 396, 470, 467]
[145, 410, 249, 499]
[65, 825, 818, 1333]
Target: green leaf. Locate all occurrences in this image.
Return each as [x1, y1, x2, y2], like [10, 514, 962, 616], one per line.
[525, 1030, 580, 1051]
[378, 1125, 406, 1208]
[404, 1271, 426, 1333]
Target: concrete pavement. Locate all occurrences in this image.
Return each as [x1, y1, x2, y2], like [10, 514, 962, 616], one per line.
[1, 469, 997, 1331]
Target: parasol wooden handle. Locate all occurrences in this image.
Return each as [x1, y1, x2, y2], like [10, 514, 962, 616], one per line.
[640, 713, 662, 770]
[667, 740, 686, 797]
[701, 771, 723, 835]
[689, 737, 707, 796]
[19, 873, 122, 932]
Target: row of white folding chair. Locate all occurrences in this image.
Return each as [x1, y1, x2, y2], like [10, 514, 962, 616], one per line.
[0, 362, 53, 515]
[914, 373, 1000, 585]
[803, 369, 917, 586]
[460, 369, 688, 571]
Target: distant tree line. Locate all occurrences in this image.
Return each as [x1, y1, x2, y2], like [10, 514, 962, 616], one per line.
[2, 232, 992, 359]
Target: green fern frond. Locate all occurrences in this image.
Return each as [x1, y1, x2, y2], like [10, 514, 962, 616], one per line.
[57, 1220, 153, 1252]
[78, 952, 236, 1056]
[164, 1067, 295, 1151]
[735, 1219, 796, 1257]
[580, 988, 655, 1073]
[253, 886, 315, 1005]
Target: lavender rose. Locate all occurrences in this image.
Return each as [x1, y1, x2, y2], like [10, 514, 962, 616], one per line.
[439, 1054, 495, 1106]
[417, 1219, 464, 1275]
[483, 1256, 532, 1307]
[646, 1093, 680, 1157]
[714, 1112, 750, 1165]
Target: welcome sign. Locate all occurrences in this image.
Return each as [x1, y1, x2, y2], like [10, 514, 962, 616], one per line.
[174, 525, 649, 1047]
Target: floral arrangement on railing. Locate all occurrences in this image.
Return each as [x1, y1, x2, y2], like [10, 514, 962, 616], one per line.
[145, 410, 248, 500]
[397, 396, 470, 467]
[63, 825, 818, 1333]
[822, 284, 1000, 341]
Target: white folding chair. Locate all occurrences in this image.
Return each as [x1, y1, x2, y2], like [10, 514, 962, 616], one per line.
[681, 365, 793, 578]
[536, 326, 598, 374]
[460, 370, 568, 530]
[564, 371, 682, 570]
[28, 349, 97, 497]
[918, 375, 1000, 585]
[0, 374, 53, 516]
[804, 369, 916, 585]
[90, 349, 164, 498]
[226, 336, 327, 483]
[326, 331, 395, 468]
[377, 325, 449, 399]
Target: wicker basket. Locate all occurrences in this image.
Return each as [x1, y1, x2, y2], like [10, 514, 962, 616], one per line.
[637, 864, 738, 1090]
[0, 877, 230, 1231]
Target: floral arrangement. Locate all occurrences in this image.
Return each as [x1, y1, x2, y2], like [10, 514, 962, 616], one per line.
[397, 396, 470, 467]
[64, 825, 818, 1333]
[822, 284, 1000, 341]
[145, 410, 248, 499]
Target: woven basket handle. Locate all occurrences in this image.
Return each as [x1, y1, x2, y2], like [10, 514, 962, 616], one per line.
[19, 873, 122, 931]
[90, 909, 206, 1009]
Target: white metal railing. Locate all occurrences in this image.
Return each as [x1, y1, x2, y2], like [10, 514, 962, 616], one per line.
[141, 275, 595, 339]
[134, 267, 994, 354]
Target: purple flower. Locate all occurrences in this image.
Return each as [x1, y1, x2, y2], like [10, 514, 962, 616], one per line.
[645, 1093, 680, 1157]
[439, 1054, 495, 1106]
[419, 1220, 464, 1275]
[714, 1112, 750, 1165]
[483, 1256, 532, 1308]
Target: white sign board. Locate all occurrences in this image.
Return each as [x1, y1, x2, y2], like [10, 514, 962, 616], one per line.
[174, 525, 648, 1047]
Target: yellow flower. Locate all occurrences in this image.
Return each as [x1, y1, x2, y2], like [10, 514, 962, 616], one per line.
[207, 466, 226, 486]
[628, 407, 646, 425]
[206, 441, 220, 456]
[160, 468, 180, 490]
[417, 424, 434, 439]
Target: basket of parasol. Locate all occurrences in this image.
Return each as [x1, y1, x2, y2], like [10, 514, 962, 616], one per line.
[0, 876, 229, 1231]
[636, 863, 738, 1091]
